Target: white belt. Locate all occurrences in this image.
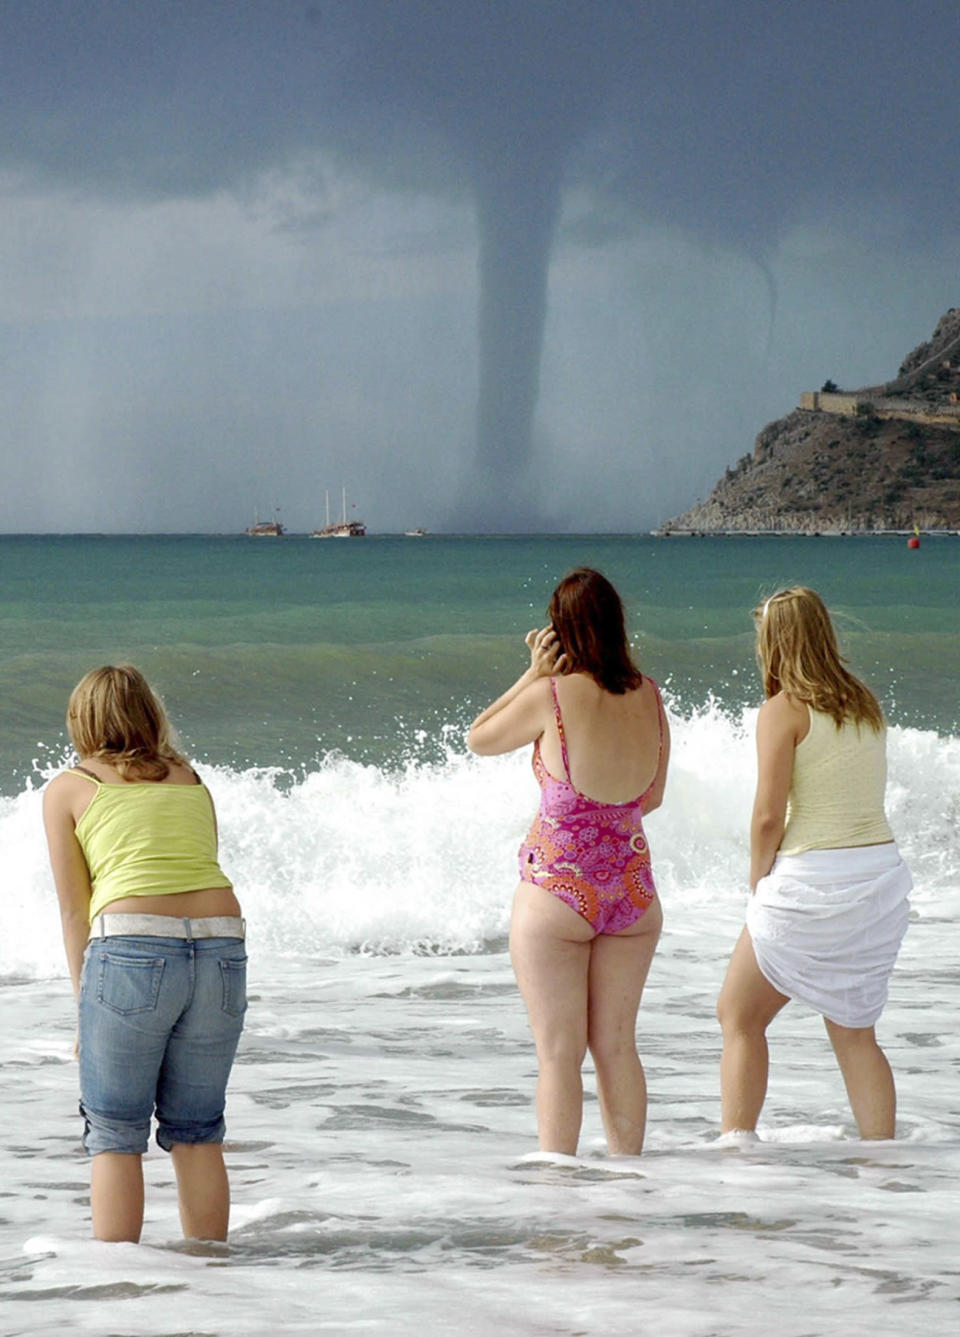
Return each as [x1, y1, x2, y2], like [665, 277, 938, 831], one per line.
[91, 913, 245, 940]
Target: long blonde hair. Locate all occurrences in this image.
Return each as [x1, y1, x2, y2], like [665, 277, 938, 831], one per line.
[753, 587, 884, 730]
[67, 665, 188, 780]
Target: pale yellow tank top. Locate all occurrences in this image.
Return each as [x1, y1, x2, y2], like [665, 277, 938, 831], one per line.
[779, 708, 893, 856]
[72, 771, 232, 923]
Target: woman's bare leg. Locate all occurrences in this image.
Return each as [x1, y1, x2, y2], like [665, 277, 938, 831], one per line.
[717, 927, 789, 1133]
[586, 898, 662, 1155]
[510, 882, 594, 1154]
[823, 1019, 896, 1139]
[171, 1142, 231, 1240]
[91, 1152, 144, 1242]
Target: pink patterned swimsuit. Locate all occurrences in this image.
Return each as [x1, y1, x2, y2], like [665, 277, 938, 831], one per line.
[518, 677, 663, 934]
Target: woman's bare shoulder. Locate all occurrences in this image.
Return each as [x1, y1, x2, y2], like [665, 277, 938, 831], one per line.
[759, 692, 808, 738]
[42, 768, 93, 820]
[762, 690, 806, 714]
[45, 767, 90, 792]
[555, 672, 610, 713]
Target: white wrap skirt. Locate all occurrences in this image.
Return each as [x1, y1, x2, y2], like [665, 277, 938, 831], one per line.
[746, 843, 911, 1028]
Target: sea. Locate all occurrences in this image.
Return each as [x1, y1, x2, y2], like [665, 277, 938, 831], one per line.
[1, 533, 958, 1337]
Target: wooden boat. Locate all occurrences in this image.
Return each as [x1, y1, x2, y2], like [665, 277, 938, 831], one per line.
[312, 488, 366, 538]
[246, 509, 284, 536]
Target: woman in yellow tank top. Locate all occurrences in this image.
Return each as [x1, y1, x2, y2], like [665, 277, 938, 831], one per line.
[717, 588, 911, 1140]
[43, 665, 246, 1243]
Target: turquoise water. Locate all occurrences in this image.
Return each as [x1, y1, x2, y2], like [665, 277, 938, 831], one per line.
[2, 532, 958, 792]
[5, 534, 960, 1333]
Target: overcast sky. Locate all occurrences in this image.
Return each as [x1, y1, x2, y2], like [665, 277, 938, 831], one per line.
[1, 0, 958, 533]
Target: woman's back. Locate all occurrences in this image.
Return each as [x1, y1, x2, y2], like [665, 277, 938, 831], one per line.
[780, 707, 892, 855]
[538, 673, 663, 806]
[48, 754, 240, 924]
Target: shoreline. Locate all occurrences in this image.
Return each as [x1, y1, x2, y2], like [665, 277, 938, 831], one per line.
[653, 527, 960, 538]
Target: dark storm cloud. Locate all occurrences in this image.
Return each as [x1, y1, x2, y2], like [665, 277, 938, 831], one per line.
[309, 2, 609, 518]
[2, 0, 958, 529]
[582, 5, 959, 252]
[6, 2, 956, 232]
[2, 1, 610, 520]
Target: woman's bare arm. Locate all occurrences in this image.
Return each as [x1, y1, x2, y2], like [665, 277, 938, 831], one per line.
[467, 626, 566, 756]
[749, 694, 805, 890]
[42, 775, 93, 996]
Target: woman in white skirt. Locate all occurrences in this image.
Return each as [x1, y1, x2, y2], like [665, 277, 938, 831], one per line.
[717, 587, 911, 1138]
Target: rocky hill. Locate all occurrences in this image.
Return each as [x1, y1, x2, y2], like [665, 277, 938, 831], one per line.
[659, 308, 960, 533]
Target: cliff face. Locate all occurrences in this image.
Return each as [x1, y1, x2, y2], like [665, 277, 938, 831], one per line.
[660, 308, 960, 533]
[897, 307, 960, 383]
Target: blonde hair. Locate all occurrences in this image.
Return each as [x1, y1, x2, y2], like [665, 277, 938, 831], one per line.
[753, 587, 884, 731]
[67, 665, 188, 780]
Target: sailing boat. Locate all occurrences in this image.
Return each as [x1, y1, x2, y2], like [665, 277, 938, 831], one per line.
[311, 487, 366, 538]
[246, 506, 285, 537]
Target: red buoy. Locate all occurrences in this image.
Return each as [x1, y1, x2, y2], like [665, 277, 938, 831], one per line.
[907, 535, 920, 549]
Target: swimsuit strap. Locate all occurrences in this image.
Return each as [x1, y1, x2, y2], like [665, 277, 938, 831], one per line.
[637, 677, 665, 803]
[549, 678, 572, 782]
[649, 677, 665, 765]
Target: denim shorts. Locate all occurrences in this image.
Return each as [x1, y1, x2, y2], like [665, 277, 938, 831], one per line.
[78, 935, 247, 1156]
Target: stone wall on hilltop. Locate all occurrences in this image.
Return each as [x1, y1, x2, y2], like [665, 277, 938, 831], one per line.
[658, 309, 960, 534]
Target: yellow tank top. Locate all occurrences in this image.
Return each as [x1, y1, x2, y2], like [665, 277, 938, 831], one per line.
[779, 708, 893, 856]
[72, 771, 232, 923]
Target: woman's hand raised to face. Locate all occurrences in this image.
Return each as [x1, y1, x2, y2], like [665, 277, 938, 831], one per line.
[525, 625, 568, 678]
[467, 625, 563, 755]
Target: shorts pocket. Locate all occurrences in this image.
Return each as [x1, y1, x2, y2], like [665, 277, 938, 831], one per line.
[97, 952, 164, 1016]
[219, 956, 248, 1017]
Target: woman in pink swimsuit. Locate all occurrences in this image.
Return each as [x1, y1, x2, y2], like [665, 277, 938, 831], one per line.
[469, 568, 670, 1156]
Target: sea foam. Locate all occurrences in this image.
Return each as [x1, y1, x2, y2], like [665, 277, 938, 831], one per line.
[3, 702, 957, 980]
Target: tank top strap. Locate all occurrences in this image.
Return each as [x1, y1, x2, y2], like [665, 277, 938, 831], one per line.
[549, 678, 571, 782]
[67, 765, 101, 785]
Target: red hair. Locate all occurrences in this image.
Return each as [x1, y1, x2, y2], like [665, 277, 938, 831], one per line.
[548, 568, 643, 694]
